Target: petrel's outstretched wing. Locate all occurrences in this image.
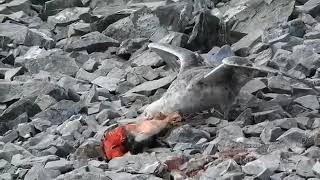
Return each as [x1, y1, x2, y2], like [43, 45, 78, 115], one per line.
[200, 56, 259, 86]
[201, 56, 320, 95]
[148, 43, 202, 73]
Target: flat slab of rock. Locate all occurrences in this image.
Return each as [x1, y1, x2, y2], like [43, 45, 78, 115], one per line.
[225, 0, 295, 35]
[297, 0, 320, 17]
[32, 100, 81, 125]
[45, 159, 73, 173]
[108, 153, 165, 175]
[130, 50, 164, 67]
[47, 7, 90, 26]
[124, 74, 176, 96]
[92, 76, 121, 92]
[44, 0, 83, 16]
[21, 49, 79, 76]
[65, 31, 119, 53]
[0, 23, 28, 45]
[294, 95, 320, 110]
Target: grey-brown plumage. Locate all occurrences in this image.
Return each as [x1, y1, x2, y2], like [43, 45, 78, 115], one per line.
[141, 43, 275, 118]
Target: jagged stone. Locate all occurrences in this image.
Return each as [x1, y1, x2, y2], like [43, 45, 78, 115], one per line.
[45, 159, 74, 173]
[32, 100, 81, 125]
[125, 74, 176, 96]
[200, 160, 243, 180]
[0, 23, 28, 45]
[65, 31, 119, 53]
[294, 95, 320, 110]
[47, 7, 90, 26]
[297, 0, 320, 17]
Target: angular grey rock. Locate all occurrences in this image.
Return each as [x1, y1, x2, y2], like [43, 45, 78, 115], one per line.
[82, 58, 98, 72]
[0, 130, 18, 143]
[72, 138, 104, 160]
[0, 0, 31, 14]
[269, 35, 303, 52]
[268, 75, 292, 94]
[133, 66, 159, 81]
[0, 173, 11, 180]
[56, 115, 82, 137]
[291, 45, 320, 76]
[45, 159, 73, 173]
[204, 45, 234, 67]
[125, 74, 176, 96]
[243, 121, 269, 137]
[241, 78, 267, 94]
[164, 124, 210, 147]
[313, 161, 320, 176]
[11, 154, 59, 169]
[187, 10, 220, 52]
[17, 123, 35, 139]
[0, 97, 41, 134]
[0, 81, 26, 103]
[88, 160, 108, 170]
[303, 146, 320, 159]
[305, 31, 320, 39]
[32, 100, 81, 125]
[117, 38, 149, 58]
[277, 128, 312, 148]
[288, 18, 306, 38]
[243, 150, 281, 175]
[103, 7, 161, 42]
[92, 76, 121, 92]
[68, 22, 91, 37]
[158, 32, 189, 48]
[296, 158, 316, 178]
[270, 172, 288, 180]
[271, 49, 293, 71]
[20, 49, 79, 76]
[65, 31, 119, 53]
[24, 164, 51, 180]
[108, 153, 165, 175]
[200, 160, 243, 180]
[253, 109, 289, 124]
[31, 118, 52, 132]
[0, 23, 28, 45]
[261, 125, 285, 143]
[297, 0, 320, 17]
[89, 0, 128, 17]
[96, 109, 120, 124]
[0, 159, 10, 174]
[283, 174, 306, 180]
[24, 29, 55, 49]
[294, 95, 320, 110]
[242, 161, 270, 177]
[273, 118, 298, 130]
[34, 94, 57, 111]
[130, 49, 164, 67]
[76, 68, 99, 82]
[44, 0, 83, 16]
[225, 0, 295, 35]
[0, 143, 32, 162]
[304, 39, 320, 54]
[47, 7, 90, 26]
[4, 67, 25, 81]
[203, 143, 217, 155]
[231, 32, 261, 56]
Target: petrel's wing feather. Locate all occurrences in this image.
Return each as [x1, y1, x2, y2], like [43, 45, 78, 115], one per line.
[148, 43, 201, 73]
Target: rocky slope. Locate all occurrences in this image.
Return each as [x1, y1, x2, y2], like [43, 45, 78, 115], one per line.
[1, 0, 320, 179]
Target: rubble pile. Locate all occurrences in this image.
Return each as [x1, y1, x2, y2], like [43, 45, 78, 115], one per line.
[1, 0, 320, 179]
